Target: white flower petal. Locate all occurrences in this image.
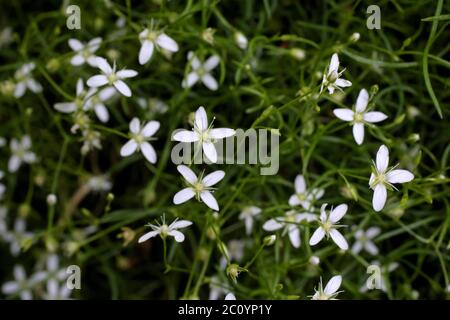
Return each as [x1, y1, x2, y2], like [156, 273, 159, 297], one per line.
[187, 51, 201, 69]
[309, 227, 325, 246]
[244, 217, 253, 235]
[288, 194, 301, 206]
[173, 187, 196, 204]
[324, 275, 342, 295]
[201, 73, 218, 91]
[195, 106, 208, 131]
[47, 254, 59, 271]
[172, 130, 199, 142]
[351, 241, 363, 254]
[54, 102, 77, 113]
[177, 165, 198, 184]
[366, 227, 381, 239]
[372, 184, 387, 212]
[202, 170, 225, 187]
[156, 33, 179, 52]
[76, 79, 84, 96]
[14, 82, 26, 98]
[225, 293, 236, 300]
[329, 53, 339, 73]
[168, 230, 185, 242]
[200, 191, 219, 211]
[140, 142, 157, 163]
[355, 88, 369, 112]
[333, 108, 354, 121]
[329, 204, 348, 223]
[94, 104, 109, 123]
[386, 169, 414, 184]
[129, 118, 140, 134]
[182, 72, 199, 88]
[209, 128, 235, 139]
[2, 281, 19, 294]
[202, 141, 217, 163]
[70, 55, 85, 66]
[288, 226, 300, 248]
[169, 220, 193, 230]
[335, 78, 352, 87]
[87, 75, 108, 87]
[113, 80, 132, 97]
[262, 219, 283, 231]
[14, 265, 26, 280]
[329, 229, 348, 250]
[294, 175, 306, 193]
[95, 57, 112, 74]
[120, 140, 138, 157]
[87, 37, 102, 52]
[204, 55, 220, 71]
[376, 145, 389, 173]
[138, 230, 159, 243]
[98, 87, 116, 100]
[8, 155, 21, 172]
[142, 121, 160, 137]
[352, 123, 365, 145]
[116, 69, 138, 79]
[365, 241, 379, 255]
[364, 111, 388, 123]
[27, 79, 42, 93]
[68, 39, 84, 51]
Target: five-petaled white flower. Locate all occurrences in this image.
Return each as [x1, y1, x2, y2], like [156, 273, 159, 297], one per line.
[263, 210, 317, 248]
[138, 28, 179, 65]
[333, 89, 388, 145]
[320, 53, 352, 94]
[351, 227, 381, 255]
[87, 57, 138, 97]
[138, 216, 193, 243]
[68, 37, 102, 67]
[172, 106, 235, 163]
[369, 145, 414, 212]
[13, 62, 42, 98]
[120, 118, 160, 164]
[1, 265, 43, 300]
[182, 51, 220, 91]
[311, 275, 343, 300]
[288, 174, 324, 209]
[173, 165, 225, 211]
[239, 206, 262, 235]
[8, 135, 36, 173]
[309, 203, 349, 250]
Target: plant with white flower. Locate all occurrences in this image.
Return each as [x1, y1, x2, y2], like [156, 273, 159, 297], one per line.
[309, 204, 349, 250]
[84, 87, 116, 123]
[86, 175, 112, 192]
[68, 37, 102, 67]
[8, 135, 36, 173]
[320, 53, 352, 94]
[0, 170, 5, 200]
[351, 227, 381, 255]
[3, 217, 34, 256]
[333, 89, 388, 145]
[87, 57, 138, 97]
[239, 206, 262, 235]
[173, 165, 225, 211]
[182, 52, 220, 91]
[38, 254, 70, 300]
[263, 210, 317, 248]
[54, 79, 87, 114]
[369, 145, 414, 212]
[120, 118, 160, 164]
[288, 174, 324, 209]
[138, 216, 193, 243]
[172, 106, 235, 163]
[13, 62, 42, 98]
[1, 265, 44, 300]
[311, 275, 343, 300]
[138, 26, 179, 65]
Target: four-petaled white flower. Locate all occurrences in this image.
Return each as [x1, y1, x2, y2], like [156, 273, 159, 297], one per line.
[87, 57, 138, 97]
[320, 53, 352, 94]
[172, 106, 235, 163]
[239, 206, 261, 235]
[311, 275, 343, 300]
[138, 216, 193, 243]
[120, 118, 160, 164]
[173, 165, 225, 211]
[288, 174, 324, 209]
[68, 37, 102, 67]
[309, 203, 349, 250]
[333, 89, 388, 145]
[14, 62, 42, 98]
[138, 28, 179, 65]
[351, 227, 380, 255]
[8, 135, 36, 173]
[369, 145, 414, 212]
[263, 210, 317, 248]
[182, 52, 220, 91]
[1, 265, 43, 300]
[36, 255, 70, 300]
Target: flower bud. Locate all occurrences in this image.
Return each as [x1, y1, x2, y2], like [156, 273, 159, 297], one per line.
[202, 28, 216, 45]
[263, 235, 276, 246]
[349, 32, 360, 43]
[289, 48, 306, 61]
[46, 194, 57, 206]
[309, 255, 320, 266]
[234, 31, 248, 50]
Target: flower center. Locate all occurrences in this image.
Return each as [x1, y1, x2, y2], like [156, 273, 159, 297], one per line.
[296, 193, 306, 201]
[196, 66, 206, 77]
[133, 133, 145, 144]
[353, 112, 364, 123]
[285, 215, 296, 223]
[82, 49, 90, 59]
[322, 221, 333, 233]
[371, 172, 387, 188]
[327, 71, 338, 83]
[193, 181, 204, 193]
[147, 31, 158, 41]
[107, 73, 117, 84]
[160, 224, 169, 237]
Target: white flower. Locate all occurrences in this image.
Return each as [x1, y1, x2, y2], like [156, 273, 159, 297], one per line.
[87, 57, 138, 97]
[33, 255, 70, 300]
[54, 78, 87, 114]
[1, 265, 43, 300]
[138, 216, 192, 243]
[85, 87, 116, 123]
[172, 106, 235, 163]
[0, 170, 5, 200]
[320, 53, 352, 94]
[239, 206, 261, 235]
[86, 175, 112, 192]
[173, 165, 225, 211]
[263, 210, 317, 248]
[13, 62, 42, 98]
[3, 217, 33, 256]
[182, 52, 220, 91]
[369, 145, 414, 212]
[120, 118, 160, 164]
[351, 227, 380, 255]
[225, 293, 236, 300]
[309, 203, 349, 250]
[234, 31, 248, 50]
[8, 135, 36, 173]
[311, 275, 343, 300]
[68, 37, 102, 67]
[288, 174, 324, 209]
[138, 28, 179, 65]
[333, 89, 388, 145]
